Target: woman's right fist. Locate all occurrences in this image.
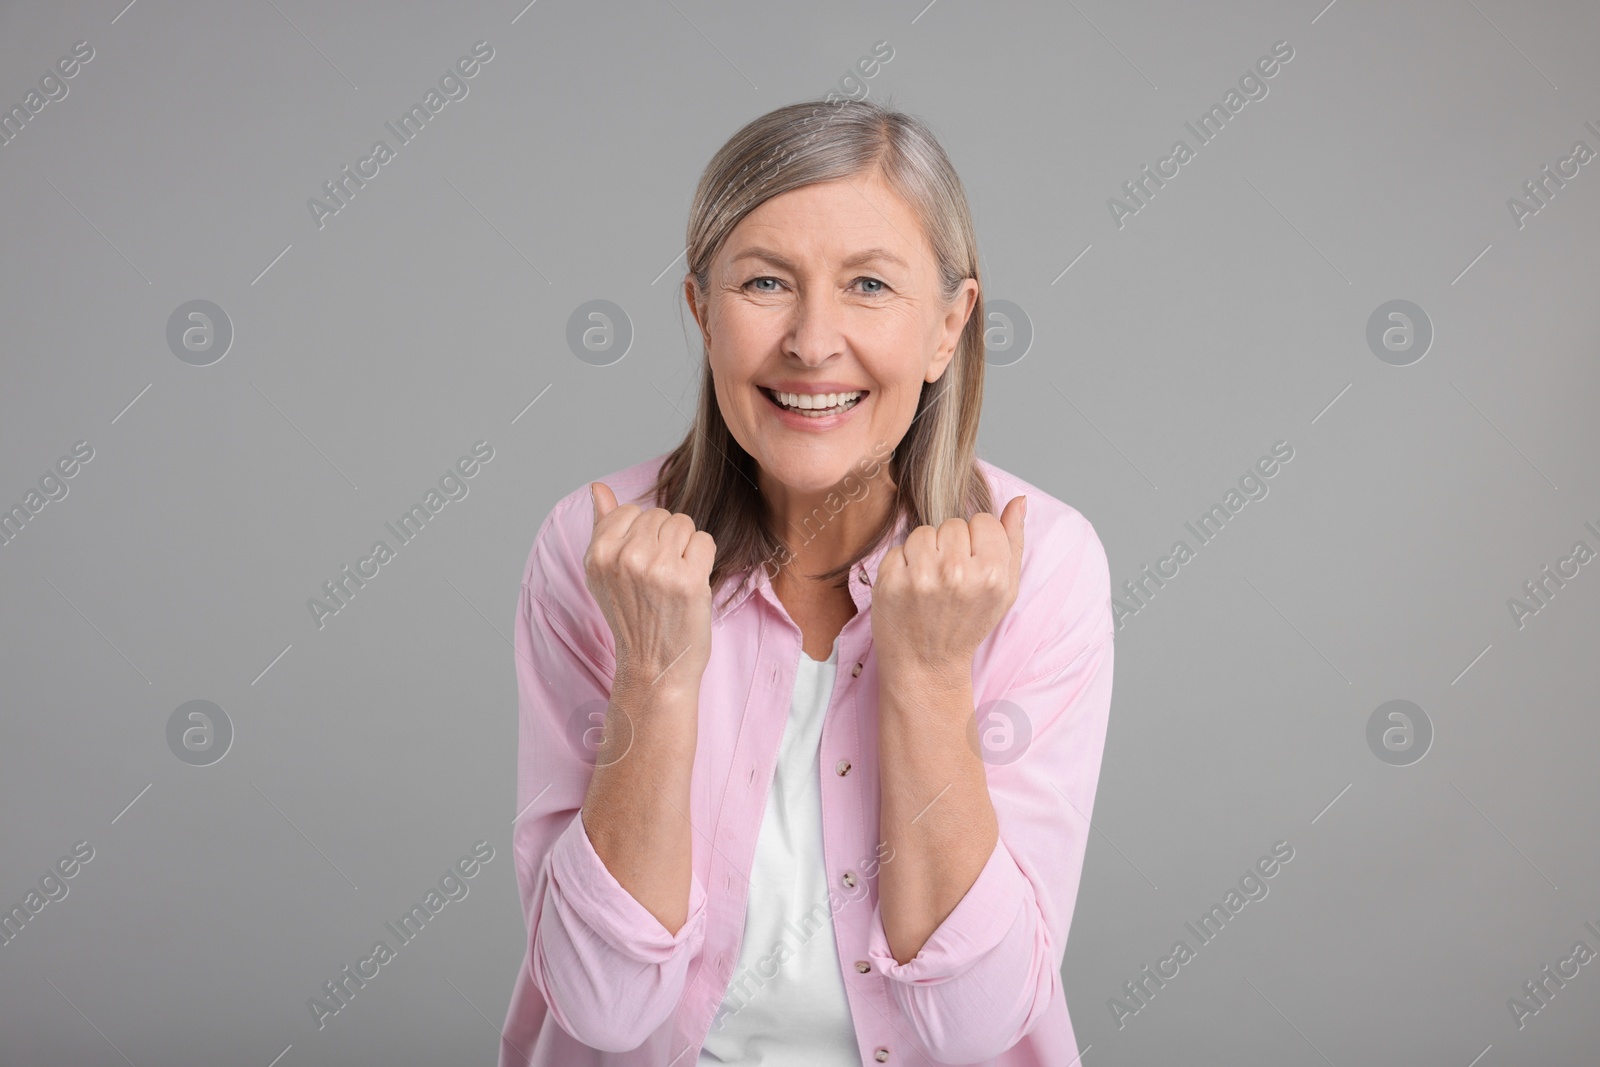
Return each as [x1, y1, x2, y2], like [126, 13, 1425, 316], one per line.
[584, 481, 717, 692]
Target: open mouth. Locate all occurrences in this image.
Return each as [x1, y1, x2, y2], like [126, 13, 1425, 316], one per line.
[759, 387, 866, 418]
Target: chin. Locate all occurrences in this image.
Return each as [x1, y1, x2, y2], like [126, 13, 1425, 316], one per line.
[759, 446, 863, 491]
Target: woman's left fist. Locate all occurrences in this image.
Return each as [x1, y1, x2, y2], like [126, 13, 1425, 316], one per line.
[870, 495, 1027, 674]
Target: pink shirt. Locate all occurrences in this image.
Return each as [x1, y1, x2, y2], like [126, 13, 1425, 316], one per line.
[499, 452, 1115, 1066]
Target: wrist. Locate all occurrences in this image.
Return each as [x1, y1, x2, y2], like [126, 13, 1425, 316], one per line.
[613, 658, 702, 699]
[877, 654, 973, 696]
[596, 676, 700, 768]
[610, 667, 701, 735]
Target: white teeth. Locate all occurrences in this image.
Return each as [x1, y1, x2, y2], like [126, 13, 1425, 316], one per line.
[771, 389, 862, 410]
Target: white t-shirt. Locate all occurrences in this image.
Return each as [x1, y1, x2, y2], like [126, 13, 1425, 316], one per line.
[698, 638, 862, 1065]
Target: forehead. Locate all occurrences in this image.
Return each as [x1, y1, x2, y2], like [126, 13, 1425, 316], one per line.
[723, 172, 932, 268]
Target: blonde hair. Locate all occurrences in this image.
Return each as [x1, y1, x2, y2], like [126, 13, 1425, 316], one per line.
[650, 96, 993, 612]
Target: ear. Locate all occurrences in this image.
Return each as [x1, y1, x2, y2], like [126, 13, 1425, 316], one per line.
[684, 273, 712, 348]
[927, 278, 979, 383]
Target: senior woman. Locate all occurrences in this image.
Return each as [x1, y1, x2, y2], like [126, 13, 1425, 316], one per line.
[499, 99, 1114, 1066]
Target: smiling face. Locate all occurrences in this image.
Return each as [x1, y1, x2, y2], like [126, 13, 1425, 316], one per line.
[685, 168, 978, 507]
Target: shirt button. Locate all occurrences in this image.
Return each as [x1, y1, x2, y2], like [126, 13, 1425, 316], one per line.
[874, 1048, 890, 1062]
[842, 870, 857, 888]
[835, 759, 852, 776]
[854, 960, 872, 973]
[851, 661, 863, 678]
[858, 568, 871, 586]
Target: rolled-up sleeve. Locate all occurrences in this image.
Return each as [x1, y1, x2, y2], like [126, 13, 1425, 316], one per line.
[865, 515, 1115, 1063]
[510, 500, 708, 1052]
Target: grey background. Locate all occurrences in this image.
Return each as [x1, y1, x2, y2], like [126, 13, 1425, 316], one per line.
[2, 0, 1597, 1064]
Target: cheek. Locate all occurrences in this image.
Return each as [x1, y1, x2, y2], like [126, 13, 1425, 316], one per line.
[890, 386, 923, 425]
[708, 352, 762, 442]
[710, 311, 771, 376]
[710, 364, 747, 427]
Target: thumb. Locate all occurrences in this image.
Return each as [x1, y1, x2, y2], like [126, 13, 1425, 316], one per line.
[590, 481, 617, 526]
[1001, 494, 1026, 578]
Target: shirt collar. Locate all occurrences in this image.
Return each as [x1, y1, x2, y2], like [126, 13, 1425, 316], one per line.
[844, 511, 910, 613]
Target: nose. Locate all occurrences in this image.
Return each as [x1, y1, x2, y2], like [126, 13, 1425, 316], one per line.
[785, 291, 847, 367]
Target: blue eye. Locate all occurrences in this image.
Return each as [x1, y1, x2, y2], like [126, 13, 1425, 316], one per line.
[741, 275, 889, 293]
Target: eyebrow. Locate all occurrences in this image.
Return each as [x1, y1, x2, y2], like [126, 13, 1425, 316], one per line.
[729, 245, 909, 272]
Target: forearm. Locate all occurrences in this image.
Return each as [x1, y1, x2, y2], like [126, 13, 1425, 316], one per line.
[876, 661, 999, 964]
[579, 671, 700, 935]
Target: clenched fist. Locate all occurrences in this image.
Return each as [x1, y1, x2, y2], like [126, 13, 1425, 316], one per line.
[584, 482, 718, 694]
[870, 495, 1027, 679]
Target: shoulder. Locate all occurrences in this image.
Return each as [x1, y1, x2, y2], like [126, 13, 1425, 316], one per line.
[975, 456, 1113, 657]
[521, 451, 671, 597]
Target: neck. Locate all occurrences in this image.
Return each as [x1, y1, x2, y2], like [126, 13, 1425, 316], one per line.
[759, 466, 898, 586]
